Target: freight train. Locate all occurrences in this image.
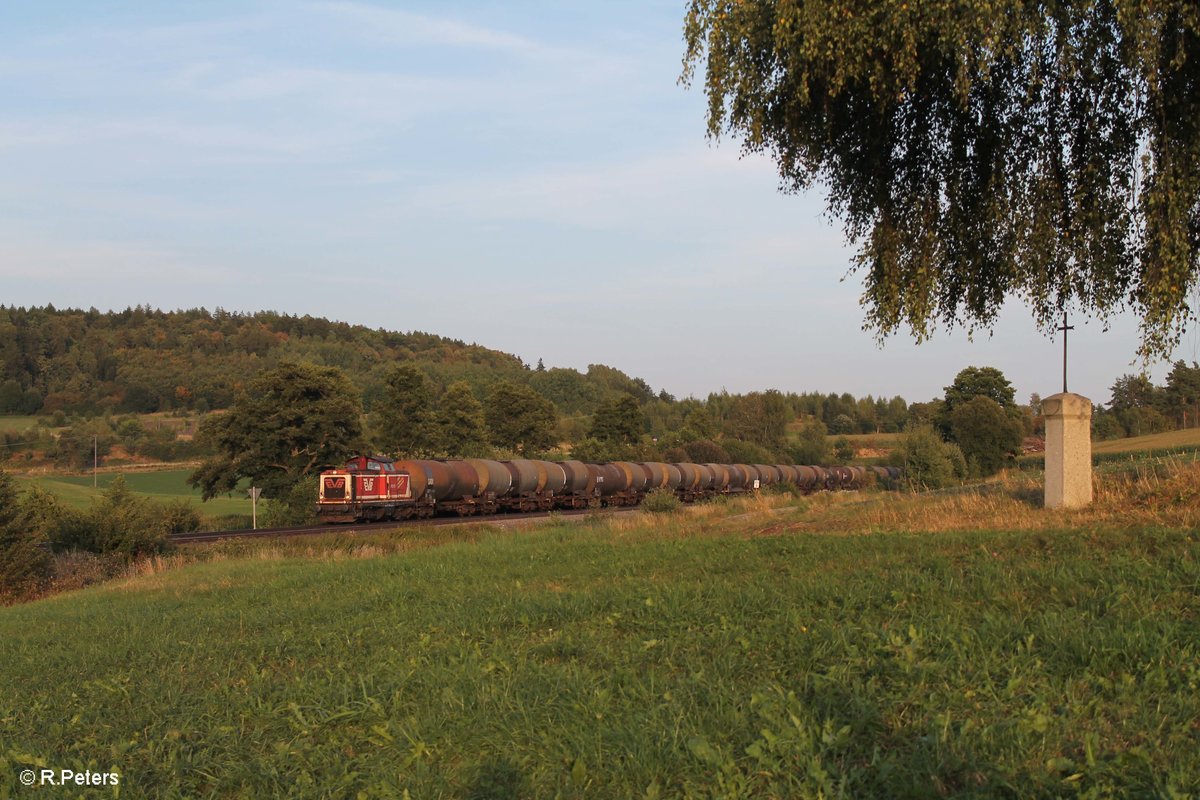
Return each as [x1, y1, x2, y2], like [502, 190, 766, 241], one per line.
[316, 455, 898, 523]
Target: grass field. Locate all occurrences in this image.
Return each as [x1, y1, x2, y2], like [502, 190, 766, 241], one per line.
[1, 468, 1198, 797]
[13, 469, 251, 517]
[0, 415, 42, 432]
[1093, 426, 1200, 454]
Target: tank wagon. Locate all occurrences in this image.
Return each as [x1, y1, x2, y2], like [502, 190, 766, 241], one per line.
[316, 455, 900, 524]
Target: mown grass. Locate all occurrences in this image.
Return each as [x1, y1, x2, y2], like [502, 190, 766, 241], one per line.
[13, 469, 250, 516]
[1, 476, 1198, 798]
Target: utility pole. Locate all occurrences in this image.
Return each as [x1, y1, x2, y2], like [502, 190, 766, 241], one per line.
[1056, 311, 1074, 394]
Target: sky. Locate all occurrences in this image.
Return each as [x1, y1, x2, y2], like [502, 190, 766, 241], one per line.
[1, 1, 1194, 406]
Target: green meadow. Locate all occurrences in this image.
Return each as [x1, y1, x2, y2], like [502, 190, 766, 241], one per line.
[14, 469, 251, 517]
[2, 485, 1198, 797]
[0, 415, 41, 432]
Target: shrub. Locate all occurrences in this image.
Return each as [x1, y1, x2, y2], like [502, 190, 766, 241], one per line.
[832, 437, 856, 462]
[722, 439, 778, 465]
[948, 396, 1023, 477]
[829, 414, 857, 435]
[0, 471, 52, 600]
[770, 480, 804, 497]
[660, 446, 690, 463]
[86, 477, 171, 556]
[896, 425, 967, 490]
[47, 476, 170, 557]
[260, 478, 318, 528]
[683, 439, 731, 464]
[160, 499, 203, 535]
[569, 437, 621, 463]
[641, 487, 681, 514]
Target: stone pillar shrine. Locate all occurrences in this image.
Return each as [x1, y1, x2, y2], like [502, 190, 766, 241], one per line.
[1043, 392, 1093, 509]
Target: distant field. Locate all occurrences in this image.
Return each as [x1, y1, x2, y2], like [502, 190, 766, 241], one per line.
[0, 415, 41, 432]
[14, 469, 251, 516]
[1020, 426, 1200, 465]
[1093, 426, 1200, 453]
[784, 425, 902, 448]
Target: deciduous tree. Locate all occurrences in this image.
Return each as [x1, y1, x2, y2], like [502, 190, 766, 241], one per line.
[725, 390, 790, 450]
[790, 418, 831, 464]
[939, 366, 1018, 439]
[374, 364, 435, 457]
[485, 382, 557, 453]
[433, 381, 490, 457]
[683, 1, 1200, 357]
[189, 363, 363, 500]
[589, 394, 644, 444]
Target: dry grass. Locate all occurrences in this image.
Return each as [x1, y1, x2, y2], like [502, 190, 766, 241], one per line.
[788, 462, 1200, 535]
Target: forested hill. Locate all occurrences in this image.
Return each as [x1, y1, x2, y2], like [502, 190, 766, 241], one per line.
[0, 305, 574, 415]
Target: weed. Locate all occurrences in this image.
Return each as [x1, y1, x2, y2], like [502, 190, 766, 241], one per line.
[641, 487, 681, 514]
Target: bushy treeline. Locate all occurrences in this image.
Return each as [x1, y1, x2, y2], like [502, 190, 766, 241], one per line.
[1092, 363, 1200, 439]
[0, 472, 200, 601]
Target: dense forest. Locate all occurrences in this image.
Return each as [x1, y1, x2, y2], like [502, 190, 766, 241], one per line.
[0, 305, 912, 441]
[0, 305, 529, 416]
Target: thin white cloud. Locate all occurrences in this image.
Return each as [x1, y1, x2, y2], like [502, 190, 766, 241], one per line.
[0, 115, 347, 163]
[395, 145, 791, 231]
[307, 1, 573, 60]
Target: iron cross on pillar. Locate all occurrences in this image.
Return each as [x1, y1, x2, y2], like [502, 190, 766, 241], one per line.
[1057, 311, 1074, 394]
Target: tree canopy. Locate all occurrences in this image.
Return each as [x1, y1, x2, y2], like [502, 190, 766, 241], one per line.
[944, 366, 1017, 411]
[189, 363, 364, 500]
[938, 365, 1021, 440]
[589, 394, 645, 444]
[484, 381, 557, 453]
[374, 364, 435, 457]
[432, 381, 490, 457]
[683, 1, 1200, 357]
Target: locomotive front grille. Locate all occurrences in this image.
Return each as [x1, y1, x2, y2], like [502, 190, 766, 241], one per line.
[322, 476, 348, 501]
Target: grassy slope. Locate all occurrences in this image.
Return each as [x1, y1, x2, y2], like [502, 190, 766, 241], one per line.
[2, 499, 1198, 797]
[1093, 426, 1200, 454]
[13, 469, 250, 516]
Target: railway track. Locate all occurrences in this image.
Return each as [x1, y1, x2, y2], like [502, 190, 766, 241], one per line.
[169, 507, 634, 544]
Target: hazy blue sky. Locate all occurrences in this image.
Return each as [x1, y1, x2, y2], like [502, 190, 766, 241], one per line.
[1, 2, 1191, 405]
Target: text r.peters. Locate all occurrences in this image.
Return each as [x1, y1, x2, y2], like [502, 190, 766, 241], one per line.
[38, 769, 121, 786]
